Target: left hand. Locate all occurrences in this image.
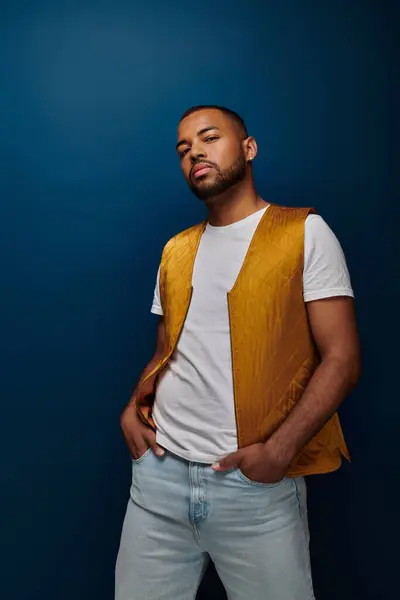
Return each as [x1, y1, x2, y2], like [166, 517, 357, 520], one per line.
[212, 442, 290, 485]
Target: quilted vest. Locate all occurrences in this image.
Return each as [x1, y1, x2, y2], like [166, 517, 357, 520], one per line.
[137, 204, 349, 476]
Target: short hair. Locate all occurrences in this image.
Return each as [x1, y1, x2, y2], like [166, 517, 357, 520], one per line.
[179, 105, 248, 138]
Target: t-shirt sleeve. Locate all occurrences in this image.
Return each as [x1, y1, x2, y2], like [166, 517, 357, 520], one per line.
[303, 215, 354, 302]
[151, 266, 164, 316]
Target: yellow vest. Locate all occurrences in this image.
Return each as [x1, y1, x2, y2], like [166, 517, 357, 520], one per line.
[137, 204, 349, 476]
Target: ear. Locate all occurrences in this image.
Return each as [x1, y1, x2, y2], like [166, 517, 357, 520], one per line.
[243, 136, 258, 163]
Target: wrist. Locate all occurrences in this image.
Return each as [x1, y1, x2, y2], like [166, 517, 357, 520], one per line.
[127, 396, 137, 409]
[263, 437, 294, 468]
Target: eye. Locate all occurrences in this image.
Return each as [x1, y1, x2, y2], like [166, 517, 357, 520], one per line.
[205, 136, 219, 142]
[179, 148, 190, 159]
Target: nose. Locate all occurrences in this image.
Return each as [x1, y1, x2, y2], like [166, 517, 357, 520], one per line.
[190, 140, 207, 163]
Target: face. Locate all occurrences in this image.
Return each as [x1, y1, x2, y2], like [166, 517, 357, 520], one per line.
[176, 109, 255, 200]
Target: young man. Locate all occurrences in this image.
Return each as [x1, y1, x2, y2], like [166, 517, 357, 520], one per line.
[115, 106, 360, 600]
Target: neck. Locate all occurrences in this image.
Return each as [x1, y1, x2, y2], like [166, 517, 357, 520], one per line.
[205, 180, 267, 227]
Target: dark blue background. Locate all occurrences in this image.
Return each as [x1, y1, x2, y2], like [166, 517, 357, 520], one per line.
[1, 2, 398, 599]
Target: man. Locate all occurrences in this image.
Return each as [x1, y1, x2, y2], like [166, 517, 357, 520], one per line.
[115, 106, 360, 600]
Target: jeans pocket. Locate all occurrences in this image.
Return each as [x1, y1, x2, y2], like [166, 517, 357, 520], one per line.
[132, 447, 152, 465]
[236, 468, 287, 488]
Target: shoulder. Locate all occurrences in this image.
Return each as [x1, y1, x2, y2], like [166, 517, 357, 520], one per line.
[305, 213, 328, 229]
[303, 214, 348, 263]
[164, 222, 204, 247]
[304, 214, 340, 245]
[263, 204, 315, 244]
[268, 203, 315, 225]
[162, 221, 206, 260]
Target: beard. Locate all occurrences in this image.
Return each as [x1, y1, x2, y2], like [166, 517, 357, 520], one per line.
[189, 153, 247, 200]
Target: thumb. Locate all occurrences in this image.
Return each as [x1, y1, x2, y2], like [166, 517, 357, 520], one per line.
[147, 434, 165, 457]
[212, 450, 243, 472]
[145, 429, 165, 458]
[152, 443, 165, 457]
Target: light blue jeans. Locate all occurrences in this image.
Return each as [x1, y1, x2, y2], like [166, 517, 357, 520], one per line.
[115, 449, 315, 600]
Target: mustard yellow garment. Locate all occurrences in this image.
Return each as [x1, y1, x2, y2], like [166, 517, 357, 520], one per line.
[138, 204, 349, 476]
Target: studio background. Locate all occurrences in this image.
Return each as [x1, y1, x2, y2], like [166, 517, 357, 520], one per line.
[1, 1, 398, 599]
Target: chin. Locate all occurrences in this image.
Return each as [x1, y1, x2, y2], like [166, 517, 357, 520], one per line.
[191, 184, 215, 201]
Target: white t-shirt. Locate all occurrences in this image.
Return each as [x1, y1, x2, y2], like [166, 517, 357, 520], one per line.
[150, 207, 354, 464]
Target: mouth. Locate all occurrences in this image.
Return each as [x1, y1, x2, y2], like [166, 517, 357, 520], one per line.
[191, 163, 214, 180]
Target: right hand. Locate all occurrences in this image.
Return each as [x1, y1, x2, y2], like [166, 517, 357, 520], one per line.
[120, 401, 165, 460]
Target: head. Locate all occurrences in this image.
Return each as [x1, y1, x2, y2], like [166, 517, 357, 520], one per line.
[176, 105, 257, 201]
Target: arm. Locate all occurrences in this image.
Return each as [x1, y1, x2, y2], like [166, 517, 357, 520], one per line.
[126, 317, 166, 408]
[215, 297, 361, 478]
[265, 296, 361, 465]
[215, 216, 361, 479]
[121, 318, 166, 458]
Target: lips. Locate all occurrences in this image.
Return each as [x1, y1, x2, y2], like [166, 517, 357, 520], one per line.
[192, 163, 213, 179]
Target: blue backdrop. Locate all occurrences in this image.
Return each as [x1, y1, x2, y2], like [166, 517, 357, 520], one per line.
[1, 2, 398, 599]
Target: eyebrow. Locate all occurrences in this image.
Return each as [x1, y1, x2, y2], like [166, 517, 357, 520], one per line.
[176, 126, 221, 150]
